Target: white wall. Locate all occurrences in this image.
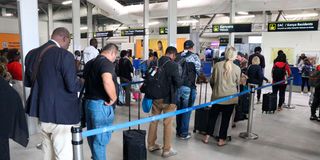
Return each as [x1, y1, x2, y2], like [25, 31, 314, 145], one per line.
[262, 31, 320, 80]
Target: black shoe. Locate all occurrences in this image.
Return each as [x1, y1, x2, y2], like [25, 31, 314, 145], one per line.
[310, 115, 318, 120]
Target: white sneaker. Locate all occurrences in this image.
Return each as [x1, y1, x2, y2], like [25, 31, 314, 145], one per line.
[148, 144, 162, 152]
[301, 92, 304, 95]
[162, 148, 177, 158]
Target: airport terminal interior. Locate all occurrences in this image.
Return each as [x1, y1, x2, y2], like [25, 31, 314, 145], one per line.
[1, 0, 320, 160]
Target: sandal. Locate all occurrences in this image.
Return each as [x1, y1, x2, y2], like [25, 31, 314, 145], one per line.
[217, 140, 226, 147]
[202, 135, 209, 144]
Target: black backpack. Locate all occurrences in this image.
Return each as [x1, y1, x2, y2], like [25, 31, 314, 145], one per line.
[177, 53, 193, 86]
[140, 60, 170, 99]
[272, 65, 286, 82]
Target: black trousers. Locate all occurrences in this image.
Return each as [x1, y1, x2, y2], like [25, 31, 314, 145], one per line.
[257, 83, 262, 101]
[311, 87, 320, 116]
[0, 137, 9, 160]
[205, 104, 235, 140]
[301, 77, 310, 92]
[272, 84, 287, 108]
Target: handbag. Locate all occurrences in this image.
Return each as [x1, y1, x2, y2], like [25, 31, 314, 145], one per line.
[142, 97, 153, 113]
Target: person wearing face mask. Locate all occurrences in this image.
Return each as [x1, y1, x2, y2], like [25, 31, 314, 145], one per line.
[24, 27, 84, 160]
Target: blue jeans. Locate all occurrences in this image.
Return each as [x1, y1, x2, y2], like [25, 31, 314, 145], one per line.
[85, 99, 114, 160]
[176, 86, 197, 137]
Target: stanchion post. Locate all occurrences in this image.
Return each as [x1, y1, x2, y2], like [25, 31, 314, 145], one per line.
[71, 126, 84, 160]
[239, 84, 259, 140]
[285, 78, 295, 109]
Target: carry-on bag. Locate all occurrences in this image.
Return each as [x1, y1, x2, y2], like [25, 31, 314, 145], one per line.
[262, 93, 277, 113]
[123, 92, 147, 160]
[194, 82, 209, 133]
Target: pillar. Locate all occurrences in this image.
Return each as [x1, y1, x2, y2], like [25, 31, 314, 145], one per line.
[17, 0, 40, 135]
[229, 0, 235, 47]
[143, 0, 149, 60]
[87, 2, 93, 46]
[48, 3, 54, 40]
[168, 0, 177, 47]
[72, 0, 81, 52]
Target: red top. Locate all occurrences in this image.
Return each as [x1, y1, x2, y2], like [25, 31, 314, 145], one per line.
[7, 61, 23, 81]
[272, 62, 291, 84]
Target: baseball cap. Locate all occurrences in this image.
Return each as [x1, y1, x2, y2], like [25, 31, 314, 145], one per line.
[184, 40, 194, 49]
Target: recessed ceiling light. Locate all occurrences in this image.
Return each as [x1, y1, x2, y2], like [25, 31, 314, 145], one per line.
[285, 13, 318, 18]
[62, 0, 72, 5]
[4, 13, 13, 17]
[235, 15, 255, 19]
[148, 21, 160, 25]
[80, 26, 88, 30]
[178, 19, 199, 23]
[237, 11, 249, 15]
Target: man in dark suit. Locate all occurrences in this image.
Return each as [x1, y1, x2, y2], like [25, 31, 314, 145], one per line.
[24, 27, 83, 160]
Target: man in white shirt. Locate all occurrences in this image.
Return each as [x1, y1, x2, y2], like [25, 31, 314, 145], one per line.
[83, 38, 99, 64]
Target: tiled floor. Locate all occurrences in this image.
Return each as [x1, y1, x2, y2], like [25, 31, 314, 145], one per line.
[9, 86, 320, 160]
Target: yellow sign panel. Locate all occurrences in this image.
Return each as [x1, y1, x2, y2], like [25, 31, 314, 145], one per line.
[269, 24, 276, 31]
[271, 48, 294, 65]
[213, 25, 220, 32]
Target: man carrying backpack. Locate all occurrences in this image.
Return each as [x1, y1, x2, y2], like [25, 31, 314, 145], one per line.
[146, 46, 182, 158]
[272, 53, 291, 111]
[175, 40, 201, 139]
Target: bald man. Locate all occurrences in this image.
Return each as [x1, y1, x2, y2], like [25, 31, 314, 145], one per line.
[24, 27, 84, 160]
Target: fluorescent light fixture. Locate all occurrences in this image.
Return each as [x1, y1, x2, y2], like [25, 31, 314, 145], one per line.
[148, 21, 160, 26]
[62, 0, 72, 5]
[178, 19, 199, 23]
[285, 13, 318, 18]
[118, 26, 129, 30]
[3, 13, 13, 17]
[80, 26, 88, 30]
[237, 11, 249, 15]
[235, 15, 255, 19]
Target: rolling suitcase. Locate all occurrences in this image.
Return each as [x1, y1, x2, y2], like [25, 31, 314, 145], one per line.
[262, 93, 277, 114]
[194, 82, 210, 133]
[123, 92, 147, 160]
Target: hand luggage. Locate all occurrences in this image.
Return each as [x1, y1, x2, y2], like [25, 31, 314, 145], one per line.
[193, 82, 209, 133]
[262, 93, 277, 114]
[123, 92, 147, 160]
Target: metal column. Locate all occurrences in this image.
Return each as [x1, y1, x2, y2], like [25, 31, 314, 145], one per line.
[87, 2, 93, 46]
[72, 0, 81, 52]
[48, 3, 54, 40]
[239, 84, 259, 140]
[143, 0, 149, 60]
[168, 0, 177, 47]
[284, 78, 295, 109]
[17, 0, 40, 135]
[71, 127, 84, 160]
[228, 0, 235, 47]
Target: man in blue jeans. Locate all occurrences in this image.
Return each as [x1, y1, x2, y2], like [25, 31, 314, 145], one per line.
[83, 43, 118, 160]
[175, 40, 201, 139]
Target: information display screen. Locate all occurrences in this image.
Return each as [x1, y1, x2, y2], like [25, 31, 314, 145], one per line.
[268, 21, 318, 32]
[212, 24, 252, 33]
[95, 31, 114, 37]
[121, 29, 145, 36]
[159, 26, 191, 35]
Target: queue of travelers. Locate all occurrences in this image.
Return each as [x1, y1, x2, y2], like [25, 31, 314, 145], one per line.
[2, 26, 320, 160]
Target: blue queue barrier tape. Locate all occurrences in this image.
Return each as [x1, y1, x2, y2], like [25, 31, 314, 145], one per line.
[254, 77, 293, 91]
[82, 78, 292, 138]
[120, 80, 144, 87]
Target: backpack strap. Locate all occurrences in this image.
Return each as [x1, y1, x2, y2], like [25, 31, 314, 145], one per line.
[31, 44, 56, 85]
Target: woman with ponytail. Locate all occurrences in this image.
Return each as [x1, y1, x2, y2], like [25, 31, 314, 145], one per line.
[202, 46, 241, 146]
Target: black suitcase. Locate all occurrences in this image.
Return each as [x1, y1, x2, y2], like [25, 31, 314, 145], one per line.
[123, 92, 147, 160]
[262, 93, 277, 114]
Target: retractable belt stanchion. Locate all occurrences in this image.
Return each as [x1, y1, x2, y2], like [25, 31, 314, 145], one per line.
[284, 78, 295, 109]
[71, 126, 84, 160]
[239, 84, 259, 140]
